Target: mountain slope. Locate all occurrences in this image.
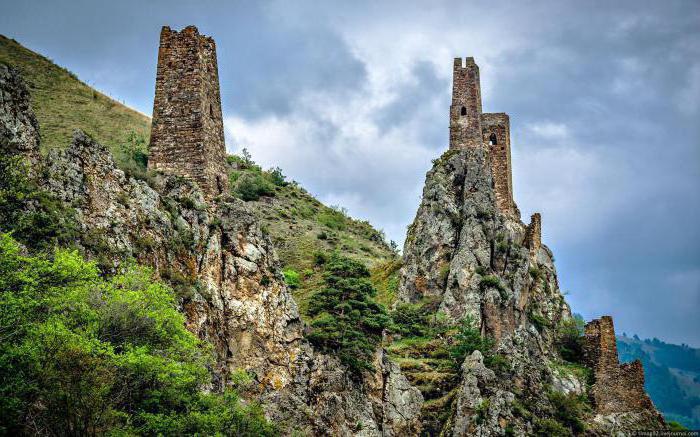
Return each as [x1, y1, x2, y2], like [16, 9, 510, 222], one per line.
[0, 34, 150, 155]
[618, 335, 700, 429]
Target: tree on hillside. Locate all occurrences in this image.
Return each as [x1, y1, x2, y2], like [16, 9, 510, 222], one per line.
[0, 233, 276, 436]
[307, 254, 391, 377]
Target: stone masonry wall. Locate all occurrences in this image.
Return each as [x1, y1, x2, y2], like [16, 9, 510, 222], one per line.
[524, 213, 541, 253]
[481, 112, 513, 213]
[148, 25, 228, 198]
[449, 58, 515, 215]
[584, 316, 660, 416]
[449, 57, 483, 149]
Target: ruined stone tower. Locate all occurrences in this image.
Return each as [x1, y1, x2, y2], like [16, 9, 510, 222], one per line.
[148, 25, 228, 197]
[584, 316, 662, 418]
[450, 57, 514, 214]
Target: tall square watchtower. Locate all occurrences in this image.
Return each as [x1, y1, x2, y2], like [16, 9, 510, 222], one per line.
[450, 57, 515, 214]
[148, 25, 228, 197]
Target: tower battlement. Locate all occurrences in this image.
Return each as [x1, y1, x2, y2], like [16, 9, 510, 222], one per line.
[449, 58, 515, 214]
[148, 25, 228, 197]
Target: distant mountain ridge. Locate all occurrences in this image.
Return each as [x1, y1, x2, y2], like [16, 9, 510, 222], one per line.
[618, 335, 700, 429]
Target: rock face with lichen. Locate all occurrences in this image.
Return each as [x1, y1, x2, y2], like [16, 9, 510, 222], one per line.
[396, 144, 665, 435]
[0, 63, 40, 170]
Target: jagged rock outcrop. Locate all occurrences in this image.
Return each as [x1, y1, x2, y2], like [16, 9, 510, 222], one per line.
[397, 145, 666, 434]
[399, 147, 567, 342]
[0, 64, 40, 169]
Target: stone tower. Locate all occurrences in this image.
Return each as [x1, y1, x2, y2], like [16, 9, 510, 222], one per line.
[148, 25, 228, 197]
[450, 57, 515, 214]
[449, 57, 483, 149]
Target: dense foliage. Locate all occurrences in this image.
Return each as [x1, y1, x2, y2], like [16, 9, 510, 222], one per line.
[556, 314, 586, 363]
[0, 154, 77, 251]
[0, 234, 276, 436]
[307, 254, 391, 376]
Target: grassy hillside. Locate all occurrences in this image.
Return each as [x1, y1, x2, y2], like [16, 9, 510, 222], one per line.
[0, 34, 151, 156]
[618, 335, 700, 429]
[0, 35, 399, 318]
[226, 156, 398, 317]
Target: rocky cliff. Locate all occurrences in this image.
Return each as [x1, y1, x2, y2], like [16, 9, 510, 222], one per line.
[1, 63, 422, 436]
[397, 145, 665, 434]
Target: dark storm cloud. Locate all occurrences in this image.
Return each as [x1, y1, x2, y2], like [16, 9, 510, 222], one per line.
[1, 0, 698, 345]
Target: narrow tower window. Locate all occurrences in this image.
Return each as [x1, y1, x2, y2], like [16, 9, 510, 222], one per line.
[460, 106, 467, 116]
[489, 133, 498, 145]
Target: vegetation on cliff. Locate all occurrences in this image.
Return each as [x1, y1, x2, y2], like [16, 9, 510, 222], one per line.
[0, 233, 276, 436]
[0, 154, 77, 251]
[307, 254, 391, 376]
[225, 151, 397, 319]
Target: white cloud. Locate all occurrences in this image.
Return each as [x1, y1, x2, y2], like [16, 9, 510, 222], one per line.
[526, 122, 570, 140]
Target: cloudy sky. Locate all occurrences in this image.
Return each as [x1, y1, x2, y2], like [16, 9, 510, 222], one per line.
[2, 0, 699, 346]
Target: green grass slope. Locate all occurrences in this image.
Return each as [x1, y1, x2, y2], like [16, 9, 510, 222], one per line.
[0, 34, 151, 154]
[0, 35, 399, 319]
[226, 158, 398, 317]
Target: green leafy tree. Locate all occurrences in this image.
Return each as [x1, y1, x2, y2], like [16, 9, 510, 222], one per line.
[0, 233, 276, 436]
[307, 254, 391, 377]
[234, 173, 276, 201]
[450, 315, 494, 365]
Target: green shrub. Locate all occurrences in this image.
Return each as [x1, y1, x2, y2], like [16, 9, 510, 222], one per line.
[450, 315, 494, 365]
[530, 313, 551, 332]
[307, 255, 391, 377]
[282, 268, 301, 289]
[484, 353, 510, 374]
[534, 418, 570, 437]
[116, 130, 149, 181]
[547, 390, 589, 434]
[668, 421, 689, 431]
[557, 314, 585, 363]
[0, 154, 78, 251]
[313, 251, 329, 266]
[0, 234, 276, 436]
[439, 263, 450, 285]
[475, 398, 491, 424]
[265, 167, 287, 186]
[391, 303, 430, 337]
[234, 173, 275, 201]
[318, 208, 347, 230]
[479, 275, 504, 291]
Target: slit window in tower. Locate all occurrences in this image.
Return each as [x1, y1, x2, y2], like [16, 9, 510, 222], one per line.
[489, 133, 498, 145]
[460, 106, 467, 116]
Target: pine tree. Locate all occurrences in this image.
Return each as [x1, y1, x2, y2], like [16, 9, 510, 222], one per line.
[307, 254, 391, 377]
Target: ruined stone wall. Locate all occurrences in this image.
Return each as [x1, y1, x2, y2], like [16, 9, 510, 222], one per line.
[449, 57, 483, 149]
[525, 213, 541, 252]
[148, 25, 228, 198]
[481, 112, 513, 213]
[584, 316, 660, 416]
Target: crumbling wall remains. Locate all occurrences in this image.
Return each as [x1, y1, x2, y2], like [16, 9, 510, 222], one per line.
[584, 316, 660, 416]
